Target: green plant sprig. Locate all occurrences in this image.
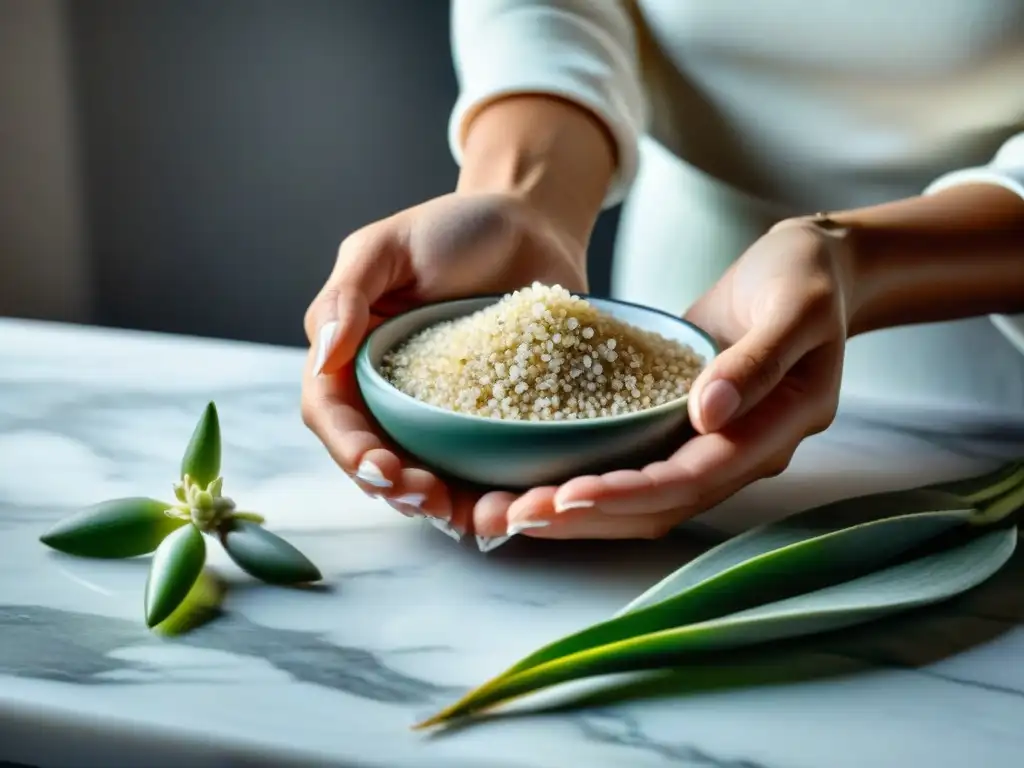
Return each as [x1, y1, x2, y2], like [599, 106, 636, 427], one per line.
[40, 402, 322, 630]
[414, 461, 1024, 730]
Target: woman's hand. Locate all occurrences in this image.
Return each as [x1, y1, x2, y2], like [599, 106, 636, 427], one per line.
[472, 217, 858, 542]
[301, 191, 587, 537]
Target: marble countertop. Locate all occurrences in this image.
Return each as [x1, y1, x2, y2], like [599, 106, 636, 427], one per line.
[2, 317, 1023, 768]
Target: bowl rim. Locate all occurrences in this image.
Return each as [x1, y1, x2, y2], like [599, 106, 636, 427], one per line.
[356, 292, 720, 430]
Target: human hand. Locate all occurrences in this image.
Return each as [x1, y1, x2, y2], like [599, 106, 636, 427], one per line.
[300, 192, 588, 539]
[471, 217, 856, 542]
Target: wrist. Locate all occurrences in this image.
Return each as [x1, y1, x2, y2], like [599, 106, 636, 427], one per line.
[789, 186, 1024, 336]
[455, 94, 615, 248]
[770, 213, 874, 338]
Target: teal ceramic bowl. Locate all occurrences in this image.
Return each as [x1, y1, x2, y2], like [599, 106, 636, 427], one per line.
[355, 295, 719, 489]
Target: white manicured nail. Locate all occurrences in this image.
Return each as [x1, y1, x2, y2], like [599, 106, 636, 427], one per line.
[426, 516, 462, 542]
[555, 499, 594, 513]
[476, 535, 510, 553]
[386, 501, 417, 518]
[506, 519, 551, 537]
[393, 493, 426, 508]
[355, 459, 392, 488]
[313, 320, 339, 375]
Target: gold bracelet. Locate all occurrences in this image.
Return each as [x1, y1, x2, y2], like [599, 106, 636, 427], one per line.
[810, 212, 842, 229]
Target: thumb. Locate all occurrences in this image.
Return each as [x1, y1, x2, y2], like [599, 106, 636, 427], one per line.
[688, 317, 813, 434]
[306, 225, 407, 377]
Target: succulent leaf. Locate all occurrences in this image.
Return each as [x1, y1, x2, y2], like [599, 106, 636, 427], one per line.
[180, 401, 221, 488]
[144, 523, 207, 628]
[220, 519, 321, 585]
[152, 568, 225, 636]
[40, 498, 185, 558]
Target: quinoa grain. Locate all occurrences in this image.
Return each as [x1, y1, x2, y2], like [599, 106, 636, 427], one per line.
[379, 283, 705, 421]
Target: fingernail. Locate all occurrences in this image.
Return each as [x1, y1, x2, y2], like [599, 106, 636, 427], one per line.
[700, 379, 741, 431]
[389, 494, 427, 519]
[386, 500, 419, 519]
[506, 519, 550, 537]
[355, 459, 392, 488]
[425, 516, 462, 543]
[476, 535, 510, 553]
[555, 499, 594, 513]
[313, 320, 339, 375]
[393, 493, 426, 509]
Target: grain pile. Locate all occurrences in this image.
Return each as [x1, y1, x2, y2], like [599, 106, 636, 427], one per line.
[379, 283, 705, 421]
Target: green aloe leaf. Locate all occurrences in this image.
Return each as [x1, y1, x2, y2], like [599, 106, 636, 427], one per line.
[220, 519, 321, 585]
[180, 401, 221, 487]
[620, 488, 975, 616]
[970, 471, 1024, 525]
[621, 462, 1023, 621]
[617, 463, 1024, 622]
[414, 462, 1024, 728]
[144, 523, 207, 628]
[425, 463, 1024, 723]
[40, 497, 186, 558]
[928, 461, 1024, 504]
[494, 489, 976, 684]
[152, 568, 226, 636]
[417, 525, 1016, 728]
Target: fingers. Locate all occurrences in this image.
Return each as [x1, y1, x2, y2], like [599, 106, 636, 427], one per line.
[386, 467, 453, 521]
[473, 490, 521, 537]
[484, 344, 842, 540]
[503, 487, 561, 535]
[685, 280, 839, 434]
[473, 474, 689, 541]
[470, 490, 520, 551]
[304, 223, 411, 376]
[301, 222, 457, 523]
[506, 503, 684, 541]
[300, 335, 454, 517]
[686, 314, 811, 434]
[301, 341, 389, 470]
[609, 346, 840, 515]
[509, 443, 791, 541]
[544, 468, 689, 520]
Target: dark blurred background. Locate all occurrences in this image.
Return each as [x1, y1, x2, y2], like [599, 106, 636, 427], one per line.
[0, 0, 620, 347]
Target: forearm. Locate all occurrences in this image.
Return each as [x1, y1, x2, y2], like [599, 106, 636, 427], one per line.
[814, 183, 1024, 336]
[448, 0, 644, 249]
[456, 94, 616, 249]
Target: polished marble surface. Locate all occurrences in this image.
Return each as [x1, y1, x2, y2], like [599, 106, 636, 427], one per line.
[2, 317, 1023, 768]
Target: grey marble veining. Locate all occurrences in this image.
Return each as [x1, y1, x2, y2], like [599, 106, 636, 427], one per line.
[1, 317, 1024, 768]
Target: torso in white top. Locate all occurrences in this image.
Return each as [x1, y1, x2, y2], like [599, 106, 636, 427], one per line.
[449, 0, 1024, 418]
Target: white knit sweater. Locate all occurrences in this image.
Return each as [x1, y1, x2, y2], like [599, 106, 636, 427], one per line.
[448, 0, 1024, 417]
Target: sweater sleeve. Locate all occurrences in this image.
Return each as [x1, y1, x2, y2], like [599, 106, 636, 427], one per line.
[924, 133, 1024, 357]
[924, 132, 1024, 201]
[449, 0, 647, 209]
